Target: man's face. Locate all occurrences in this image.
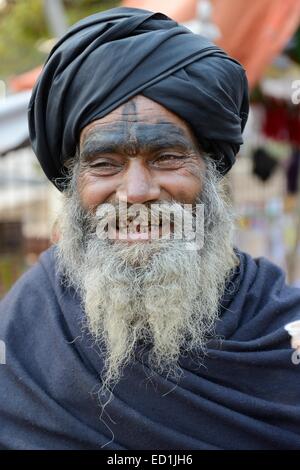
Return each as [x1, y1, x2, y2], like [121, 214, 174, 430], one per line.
[78, 95, 205, 216]
[57, 95, 237, 394]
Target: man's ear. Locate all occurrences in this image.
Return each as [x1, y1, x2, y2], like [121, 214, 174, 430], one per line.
[51, 217, 60, 244]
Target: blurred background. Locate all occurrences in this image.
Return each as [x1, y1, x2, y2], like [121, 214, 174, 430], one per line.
[0, 0, 300, 297]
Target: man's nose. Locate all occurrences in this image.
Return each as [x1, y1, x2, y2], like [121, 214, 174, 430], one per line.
[116, 159, 160, 204]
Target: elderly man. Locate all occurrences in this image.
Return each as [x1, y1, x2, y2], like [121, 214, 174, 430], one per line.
[0, 7, 299, 450]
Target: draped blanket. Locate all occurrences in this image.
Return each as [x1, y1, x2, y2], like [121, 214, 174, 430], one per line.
[0, 246, 299, 449]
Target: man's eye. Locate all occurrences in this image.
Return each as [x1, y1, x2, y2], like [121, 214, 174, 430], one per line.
[91, 161, 116, 167]
[88, 161, 122, 174]
[153, 155, 185, 165]
[90, 161, 123, 172]
[159, 155, 178, 160]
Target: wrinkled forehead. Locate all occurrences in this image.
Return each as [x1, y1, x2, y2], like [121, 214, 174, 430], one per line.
[79, 94, 200, 152]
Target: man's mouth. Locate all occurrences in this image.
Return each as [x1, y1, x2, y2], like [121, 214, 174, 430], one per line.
[95, 206, 179, 243]
[115, 216, 173, 242]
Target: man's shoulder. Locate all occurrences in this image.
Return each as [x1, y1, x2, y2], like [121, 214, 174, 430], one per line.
[238, 248, 300, 299]
[228, 248, 300, 336]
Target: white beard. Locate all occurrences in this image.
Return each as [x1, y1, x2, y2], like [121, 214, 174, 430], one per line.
[56, 160, 238, 392]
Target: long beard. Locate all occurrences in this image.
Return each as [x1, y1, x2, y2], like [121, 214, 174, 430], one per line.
[55, 160, 238, 392]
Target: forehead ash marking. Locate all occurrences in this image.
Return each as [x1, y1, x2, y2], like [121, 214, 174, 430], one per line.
[80, 123, 196, 163]
[80, 96, 201, 161]
[122, 100, 139, 156]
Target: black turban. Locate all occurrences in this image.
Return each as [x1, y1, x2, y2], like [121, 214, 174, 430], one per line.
[28, 7, 249, 190]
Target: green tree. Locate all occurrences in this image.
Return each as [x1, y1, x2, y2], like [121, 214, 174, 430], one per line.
[0, 0, 118, 81]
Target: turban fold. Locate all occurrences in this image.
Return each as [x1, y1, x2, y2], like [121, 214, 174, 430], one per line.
[28, 7, 249, 190]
